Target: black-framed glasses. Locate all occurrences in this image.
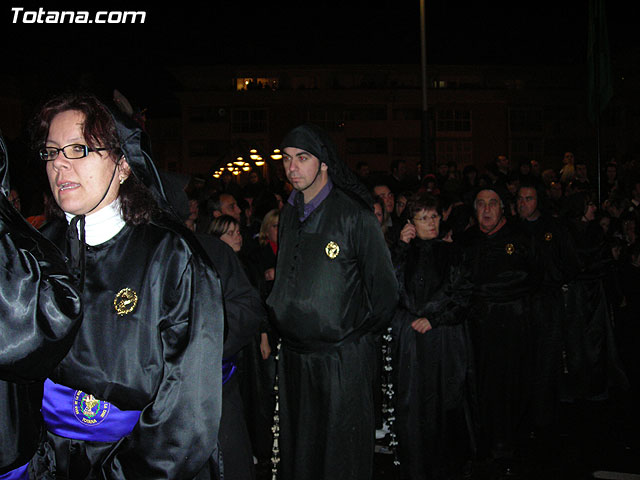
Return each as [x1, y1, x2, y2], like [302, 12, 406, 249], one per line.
[39, 144, 109, 162]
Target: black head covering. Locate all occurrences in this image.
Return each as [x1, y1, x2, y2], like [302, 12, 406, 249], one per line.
[108, 105, 171, 213]
[280, 124, 373, 210]
[472, 185, 509, 210]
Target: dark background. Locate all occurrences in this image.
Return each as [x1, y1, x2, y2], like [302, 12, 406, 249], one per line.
[1, 1, 636, 107]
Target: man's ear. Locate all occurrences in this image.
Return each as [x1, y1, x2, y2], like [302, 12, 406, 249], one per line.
[321, 162, 328, 171]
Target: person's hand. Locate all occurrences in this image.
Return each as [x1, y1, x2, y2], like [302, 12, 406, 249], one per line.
[260, 332, 271, 359]
[411, 317, 432, 334]
[264, 268, 275, 281]
[400, 221, 416, 244]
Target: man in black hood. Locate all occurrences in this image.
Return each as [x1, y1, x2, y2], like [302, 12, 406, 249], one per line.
[267, 124, 398, 480]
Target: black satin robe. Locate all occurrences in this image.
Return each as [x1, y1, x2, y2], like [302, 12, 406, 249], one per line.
[40, 218, 225, 480]
[238, 243, 278, 463]
[267, 188, 398, 480]
[0, 194, 82, 476]
[462, 222, 534, 459]
[391, 238, 473, 480]
[197, 233, 265, 480]
[561, 219, 628, 402]
[519, 214, 580, 430]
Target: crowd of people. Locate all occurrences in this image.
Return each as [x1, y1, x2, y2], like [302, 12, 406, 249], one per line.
[179, 150, 639, 479]
[2, 90, 639, 480]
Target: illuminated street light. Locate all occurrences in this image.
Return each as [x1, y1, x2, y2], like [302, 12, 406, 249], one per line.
[271, 149, 282, 160]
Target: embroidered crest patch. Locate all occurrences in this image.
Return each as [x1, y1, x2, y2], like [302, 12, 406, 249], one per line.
[73, 390, 110, 426]
[325, 241, 340, 259]
[114, 288, 138, 316]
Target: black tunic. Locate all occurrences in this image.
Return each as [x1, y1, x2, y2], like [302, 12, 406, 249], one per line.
[0, 195, 82, 477]
[561, 219, 628, 401]
[391, 238, 473, 480]
[197, 233, 265, 480]
[40, 218, 225, 479]
[267, 187, 398, 480]
[519, 214, 580, 430]
[462, 222, 534, 459]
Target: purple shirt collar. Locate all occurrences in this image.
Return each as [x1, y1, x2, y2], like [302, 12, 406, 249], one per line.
[287, 177, 333, 221]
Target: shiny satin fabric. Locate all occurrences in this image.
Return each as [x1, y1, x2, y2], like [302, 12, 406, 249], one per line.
[462, 222, 535, 459]
[391, 239, 474, 478]
[561, 218, 629, 401]
[267, 188, 398, 480]
[0, 195, 82, 382]
[0, 140, 82, 474]
[0, 462, 28, 480]
[40, 218, 225, 479]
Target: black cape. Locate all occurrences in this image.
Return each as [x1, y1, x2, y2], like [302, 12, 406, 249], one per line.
[0, 133, 82, 476]
[0, 144, 82, 475]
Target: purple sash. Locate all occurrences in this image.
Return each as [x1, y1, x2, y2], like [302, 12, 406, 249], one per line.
[222, 358, 236, 385]
[42, 379, 141, 443]
[0, 463, 28, 480]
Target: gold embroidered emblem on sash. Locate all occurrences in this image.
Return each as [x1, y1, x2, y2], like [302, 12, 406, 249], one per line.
[505, 243, 515, 255]
[544, 232, 553, 241]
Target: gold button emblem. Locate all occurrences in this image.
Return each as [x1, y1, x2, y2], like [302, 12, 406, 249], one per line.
[325, 241, 340, 259]
[505, 243, 515, 255]
[114, 288, 138, 316]
[544, 232, 553, 241]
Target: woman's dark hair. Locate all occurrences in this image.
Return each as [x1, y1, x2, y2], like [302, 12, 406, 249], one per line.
[33, 92, 158, 225]
[208, 215, 239, 237]
[31, 93, 122, 158]
[408, 192, 441, 219]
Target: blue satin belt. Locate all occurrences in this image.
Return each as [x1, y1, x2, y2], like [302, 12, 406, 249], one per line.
[42, 379, 141, 443]
[0, 463, 28, 480]
[222, 358, 236, 385]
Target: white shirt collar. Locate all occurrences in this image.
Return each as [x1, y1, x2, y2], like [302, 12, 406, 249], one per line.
[65, 199, 126, 246]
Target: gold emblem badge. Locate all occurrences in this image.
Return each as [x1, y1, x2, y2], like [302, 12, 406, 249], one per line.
[505, 243, 515, 255]
[114, 288, 138, 316]
[544, 232, 553, 241]
[325, 241, 340, 259]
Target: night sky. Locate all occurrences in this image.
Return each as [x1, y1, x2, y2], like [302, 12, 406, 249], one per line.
[1, 1, 636, 109]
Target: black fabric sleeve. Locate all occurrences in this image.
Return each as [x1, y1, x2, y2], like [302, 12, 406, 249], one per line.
[197, 234, 265, 358]
[0, 195, 82, 383]
[356, 209, 399, 333]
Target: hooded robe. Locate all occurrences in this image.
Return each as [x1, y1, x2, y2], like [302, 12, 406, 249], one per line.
[266, 124, 398, 480]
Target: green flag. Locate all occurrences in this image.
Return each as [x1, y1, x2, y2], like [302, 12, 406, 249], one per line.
[587, 0, 613, 126]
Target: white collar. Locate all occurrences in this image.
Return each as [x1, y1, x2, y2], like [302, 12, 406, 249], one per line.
[65, 199, 126, 246]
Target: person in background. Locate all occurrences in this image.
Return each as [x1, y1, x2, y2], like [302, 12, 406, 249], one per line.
[392, 192, 474, 480]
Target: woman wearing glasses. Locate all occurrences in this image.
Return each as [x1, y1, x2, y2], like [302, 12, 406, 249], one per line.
[31, 93, 225, 479]
[392, 192, 474, 480]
